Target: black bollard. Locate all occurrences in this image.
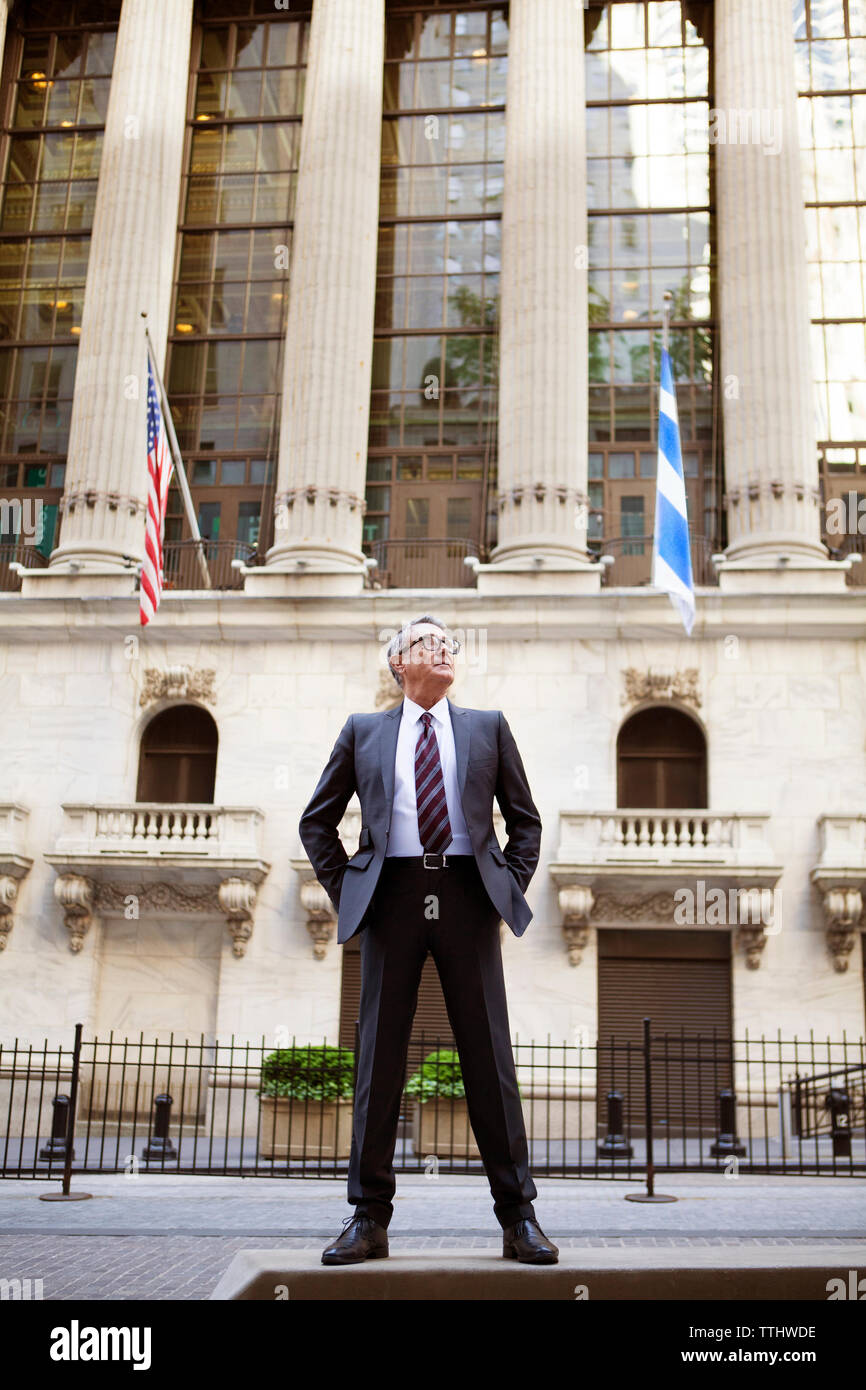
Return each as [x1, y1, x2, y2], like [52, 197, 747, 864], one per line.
[709, 1087, 746, 1157]
[598, 1089, 633, 1158]
[38, 1094, 75, 1162]
[825, 1087, 852, 1158]
[142, 1093, 178, 1161]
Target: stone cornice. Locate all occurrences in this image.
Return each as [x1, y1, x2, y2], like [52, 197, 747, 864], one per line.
[0, 587, 865, 642]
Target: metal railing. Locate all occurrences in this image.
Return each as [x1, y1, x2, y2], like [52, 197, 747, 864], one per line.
[158, 540, 260, 591]
[2, 1024, 863, 1191]
[596, 534, 719, 587]
[0, 541, 49, 592]
[364, 538, 481, 589]
[824, 531, 866, 585]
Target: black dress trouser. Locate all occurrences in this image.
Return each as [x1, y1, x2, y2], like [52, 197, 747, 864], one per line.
[346, 854, 538, 1230]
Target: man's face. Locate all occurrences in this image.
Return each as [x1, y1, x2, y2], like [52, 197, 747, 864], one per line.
[393, 622, 455, 697]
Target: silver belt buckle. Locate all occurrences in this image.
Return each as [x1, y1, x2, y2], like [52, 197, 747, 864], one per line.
[423, 852, 446, 868]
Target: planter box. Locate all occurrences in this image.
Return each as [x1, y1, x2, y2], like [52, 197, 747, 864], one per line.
[411, 1098, 481, 1159]
[259, 1096, 353, 1160]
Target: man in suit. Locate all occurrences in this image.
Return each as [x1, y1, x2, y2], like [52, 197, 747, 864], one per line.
[299, 613, 558, 1265]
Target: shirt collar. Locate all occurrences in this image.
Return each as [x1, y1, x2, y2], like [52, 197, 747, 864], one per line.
[402, 694, 450, 727]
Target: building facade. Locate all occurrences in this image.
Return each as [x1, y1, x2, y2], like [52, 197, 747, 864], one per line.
[0, 0, 865, 1089]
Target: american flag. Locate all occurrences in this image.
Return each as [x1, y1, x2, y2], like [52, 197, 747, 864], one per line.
[140, 348, 175, 627]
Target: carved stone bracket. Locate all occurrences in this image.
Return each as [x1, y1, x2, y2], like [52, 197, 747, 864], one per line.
[54, 873, 95, 953]
[820, 888, 862, 974]
[139, 666, 216, 707]
[52, 874, 262, 958]
[621, 667, 701, 709]
[558, 884, 594, 966]
[736, 924, 768, 970]
[300, 879, 337, 960]
[0, 876, 19, 951]
[218, 877, 258, 959]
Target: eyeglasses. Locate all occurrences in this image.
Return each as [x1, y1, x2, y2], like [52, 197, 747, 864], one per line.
[405, 633, 461, 656]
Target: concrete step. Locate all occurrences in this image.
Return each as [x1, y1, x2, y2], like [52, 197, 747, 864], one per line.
[210, 1244, 866, 1301]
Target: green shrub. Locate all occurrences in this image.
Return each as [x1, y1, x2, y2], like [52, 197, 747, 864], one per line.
[258, 1044, 354, 1100]
[405, 1049, 466, 1101]
[405, 1047, 523, 1101]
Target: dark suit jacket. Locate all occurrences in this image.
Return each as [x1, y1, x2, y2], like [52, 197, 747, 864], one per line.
[298, 697, 543, 944]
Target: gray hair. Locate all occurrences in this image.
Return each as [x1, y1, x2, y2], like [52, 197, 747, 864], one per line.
[386, 613, 450, 689]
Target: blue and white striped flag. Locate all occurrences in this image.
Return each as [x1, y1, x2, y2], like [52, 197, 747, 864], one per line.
[651, 347, 695, 635]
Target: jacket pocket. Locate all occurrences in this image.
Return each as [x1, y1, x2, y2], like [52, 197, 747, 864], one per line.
[346, 847, 375, 869]
[489, 844, 507, 866]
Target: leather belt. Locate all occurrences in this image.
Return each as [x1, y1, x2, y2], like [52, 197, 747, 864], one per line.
[384, 854, 475, 869]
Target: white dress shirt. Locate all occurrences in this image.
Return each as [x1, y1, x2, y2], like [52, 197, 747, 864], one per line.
[386, 694, 473, 856]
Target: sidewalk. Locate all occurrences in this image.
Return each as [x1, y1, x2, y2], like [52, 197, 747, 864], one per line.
[0, 1171, 863, 1300]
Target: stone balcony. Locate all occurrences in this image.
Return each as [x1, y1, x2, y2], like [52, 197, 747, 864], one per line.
[810, 814, 866, 973]
[0, 804, 33, 951]
[45, 803, 270, 957]
[548, 810, 782, 970]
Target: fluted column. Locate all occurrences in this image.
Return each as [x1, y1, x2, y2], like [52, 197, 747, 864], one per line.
[249, 0, 384, 592]
[31, 0, 193, 589]
[480, 0, 596, 592]
[715, 0, 841, 582]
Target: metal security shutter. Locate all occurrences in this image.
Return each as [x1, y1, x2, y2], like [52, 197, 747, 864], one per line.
[339, 936, 455, 1055]
[597, 929, 733, 1137]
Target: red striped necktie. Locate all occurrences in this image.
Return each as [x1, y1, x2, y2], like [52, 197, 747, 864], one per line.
[414, 710, 452, 854]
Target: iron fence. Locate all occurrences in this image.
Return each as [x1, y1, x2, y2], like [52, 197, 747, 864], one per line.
[1, 1023, 864, 1193]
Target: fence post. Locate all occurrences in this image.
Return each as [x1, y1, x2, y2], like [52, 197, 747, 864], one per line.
[644, 1017, 654, 1196]
[825, 1087, 852, 1158]
[38, 1022, 92, 1202]
[38, 1095, 73, 1162]
[709, 1088, 747, 1158]
[142, 1093, 177, 1162]
[625, 1017, 676, 1204]
[597, 1090, 633, 1158]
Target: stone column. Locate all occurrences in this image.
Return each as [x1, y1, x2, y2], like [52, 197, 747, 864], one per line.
[477, 0, 598, 596]
[0, 4, 9, 82]
[714, 0, 846, 589]
[24, 0, 194, 596]
[244, 0, 384, 597]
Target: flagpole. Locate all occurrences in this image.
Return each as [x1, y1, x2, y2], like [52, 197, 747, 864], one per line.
[662, 288, 672, 354]
[142, 316, 211, 590]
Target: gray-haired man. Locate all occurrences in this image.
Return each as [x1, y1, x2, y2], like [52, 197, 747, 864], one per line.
[299, 615, 558, 1265]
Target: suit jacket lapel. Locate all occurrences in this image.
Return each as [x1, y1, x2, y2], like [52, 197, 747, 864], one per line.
[447, 697, 471, 799]
[379, 697, 471, 811]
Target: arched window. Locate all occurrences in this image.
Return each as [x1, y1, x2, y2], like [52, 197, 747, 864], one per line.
[136, 705, 218, 804]
[617, 706, 706, 808]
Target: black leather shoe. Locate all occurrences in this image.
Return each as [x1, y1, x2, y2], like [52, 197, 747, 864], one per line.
[321, 1213, 389, 1265]
[502, 1218, 559, 1264]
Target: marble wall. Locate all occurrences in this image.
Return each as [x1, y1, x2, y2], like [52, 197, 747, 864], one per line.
[0, 600, 864, 1050]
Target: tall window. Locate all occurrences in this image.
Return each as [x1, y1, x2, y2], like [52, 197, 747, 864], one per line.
[365, 2, 506, 588]
[0, 0, 120, 569]
[617, 706, 707, 808]
[585, 1, 718, 583]
[164, 1, 311, 578]
[794, 0, 866, 562]
[136, 705, 218, 804]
